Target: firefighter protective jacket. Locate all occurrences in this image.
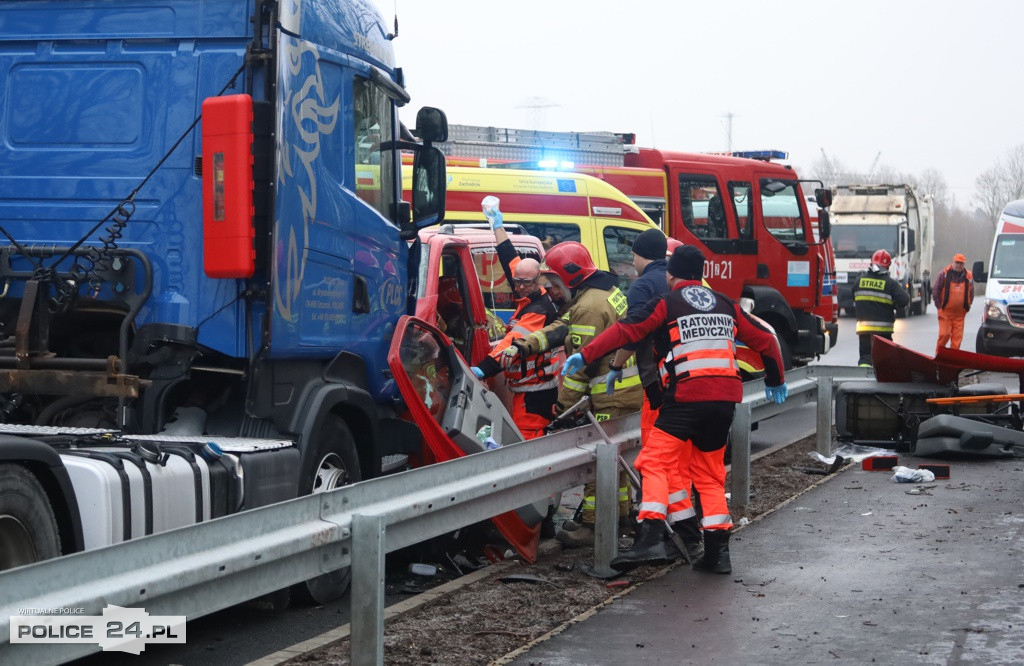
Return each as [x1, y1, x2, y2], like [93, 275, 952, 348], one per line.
[578, 280, 784, 405]
[515, 271, 643, 414]
[476, 239, 562, 391]
[854, 271, 910, 334]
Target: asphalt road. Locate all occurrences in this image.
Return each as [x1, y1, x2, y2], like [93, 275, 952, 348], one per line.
[74, 307, 987, 666]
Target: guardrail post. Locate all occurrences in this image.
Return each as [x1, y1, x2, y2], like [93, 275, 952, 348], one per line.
[816, 375, 834, 456]
[729, 402, 753, 509]
[351, 513, 385, 666]
[592, 436, 619, 577]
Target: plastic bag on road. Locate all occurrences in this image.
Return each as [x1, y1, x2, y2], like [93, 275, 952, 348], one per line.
[891, 465, 936, 483]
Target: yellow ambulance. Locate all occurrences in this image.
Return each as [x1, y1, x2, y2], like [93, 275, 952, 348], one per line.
[435, 166, 660, 292]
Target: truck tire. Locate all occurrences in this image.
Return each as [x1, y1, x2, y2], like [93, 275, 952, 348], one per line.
[292, 417, 362, 605]
[0, 464, 61, 571]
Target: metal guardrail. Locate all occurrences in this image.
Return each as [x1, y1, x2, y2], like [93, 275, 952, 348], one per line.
[0, 365, 873, 666]
[729, 364, 875, 506]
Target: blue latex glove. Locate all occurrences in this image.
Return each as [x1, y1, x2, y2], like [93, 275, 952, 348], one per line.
[765, 383, 788, 404]
[481, 196, 503, 229]
[487, 208, 503, 230]
[561, 353, 585, 376]
[471, 366, 485, 380]
[605, 366, 623, 395]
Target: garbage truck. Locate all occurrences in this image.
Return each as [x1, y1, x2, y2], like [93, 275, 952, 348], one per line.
[0, 0, 468, 603]
[830, 184, 935, 317]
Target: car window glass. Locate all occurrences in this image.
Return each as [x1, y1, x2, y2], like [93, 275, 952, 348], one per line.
[353, 77, 395, 220]
[437, 252, 474, 360]
[678, 175, 728, 240]
[399, 320, 452, 424]
[515, 222, 581, 252]
[604, 226, 642, 291]
[760, 180, 807, 242]
[729, 181, 753, 240]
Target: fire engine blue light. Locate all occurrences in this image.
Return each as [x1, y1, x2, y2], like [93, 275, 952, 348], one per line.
[731, 149, 789, 160]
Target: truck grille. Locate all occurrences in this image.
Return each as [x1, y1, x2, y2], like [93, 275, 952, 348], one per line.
[1007, 304, 1024, 325]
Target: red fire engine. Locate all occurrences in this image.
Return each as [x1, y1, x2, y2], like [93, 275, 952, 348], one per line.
[436, 126, 838, 366]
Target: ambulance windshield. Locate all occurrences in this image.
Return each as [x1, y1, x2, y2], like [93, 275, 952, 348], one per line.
[991, 236, 1024, 279]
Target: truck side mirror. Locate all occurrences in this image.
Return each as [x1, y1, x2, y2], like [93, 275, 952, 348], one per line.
[814, 187, 832, 209]
[906, 228, 916, 253]
[415, 107, 448, 144]
[972, 260, 987, 283]
[408, 145, 446, 232]
[818, 209, 831, 240]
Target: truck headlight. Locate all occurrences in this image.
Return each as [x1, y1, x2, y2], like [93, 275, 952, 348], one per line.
[985, 299, 1007, 322]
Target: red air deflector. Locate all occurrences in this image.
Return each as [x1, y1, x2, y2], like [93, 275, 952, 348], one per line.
[202, 94, 255, 278]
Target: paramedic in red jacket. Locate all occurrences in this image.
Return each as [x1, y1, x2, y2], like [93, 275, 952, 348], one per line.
[561, 245, 788, 573]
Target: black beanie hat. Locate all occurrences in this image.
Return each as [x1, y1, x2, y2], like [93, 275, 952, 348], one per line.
[631, 228, 668, 261]
[668, 245, 705, 280]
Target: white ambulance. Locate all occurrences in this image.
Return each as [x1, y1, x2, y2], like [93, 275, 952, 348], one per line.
[975, 199, 1024, 356]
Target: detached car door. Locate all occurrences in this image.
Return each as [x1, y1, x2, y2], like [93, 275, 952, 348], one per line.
[387, 315, 546, 561]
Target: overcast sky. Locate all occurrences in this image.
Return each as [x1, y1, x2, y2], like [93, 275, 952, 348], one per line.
[379, 0, 1024, 208]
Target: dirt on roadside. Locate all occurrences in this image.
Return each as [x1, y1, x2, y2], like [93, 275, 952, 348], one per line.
[285, 435, 836, 666]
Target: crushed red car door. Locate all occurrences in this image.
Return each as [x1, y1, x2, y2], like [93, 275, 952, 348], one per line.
[387, 315, 541, 562]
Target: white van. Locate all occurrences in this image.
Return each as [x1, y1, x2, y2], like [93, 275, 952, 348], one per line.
[975, 199, 1024, 355]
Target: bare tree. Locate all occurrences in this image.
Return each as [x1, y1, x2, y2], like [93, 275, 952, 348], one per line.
[973, 144, 1024, 228]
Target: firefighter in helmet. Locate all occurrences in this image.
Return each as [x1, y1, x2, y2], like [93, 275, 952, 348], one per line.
[854, 249, 910, 367]
[506, 241, 643, 546]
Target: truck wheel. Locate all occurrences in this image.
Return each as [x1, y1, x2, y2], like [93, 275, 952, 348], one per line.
[292, 417, 362, 605]
[0, 464, 61, 571]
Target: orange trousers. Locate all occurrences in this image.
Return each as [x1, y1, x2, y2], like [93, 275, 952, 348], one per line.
[512, 392, 551, 441]
[640, 392, 658, 445]
[635, 427, 732, 530]
[936, 310, 966, 353]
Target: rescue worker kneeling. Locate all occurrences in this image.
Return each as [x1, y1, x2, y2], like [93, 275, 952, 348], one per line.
[507, 241, 643, 546]
[562, 245, 788, 573]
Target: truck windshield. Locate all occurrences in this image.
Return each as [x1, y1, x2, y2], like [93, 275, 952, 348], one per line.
[991, 236, 1024, 279]
[831, 225, 898, 259]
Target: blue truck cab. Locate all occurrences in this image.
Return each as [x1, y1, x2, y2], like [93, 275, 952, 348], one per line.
[0, 0, 446, 595]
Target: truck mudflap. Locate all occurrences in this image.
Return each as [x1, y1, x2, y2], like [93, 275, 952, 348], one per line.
[387, 315, 542, 563]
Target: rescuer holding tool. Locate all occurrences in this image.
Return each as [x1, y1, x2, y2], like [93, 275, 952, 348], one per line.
[855, 249, 910, 367]
[561, 245, 787, 573]
[470, 197, 563, 439]
[507, 241, 643, 546]
[605, 230, 700, 560]
[932, 252, 974, 354]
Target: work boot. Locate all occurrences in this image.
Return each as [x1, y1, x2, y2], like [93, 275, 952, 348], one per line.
[555, 524, 594, 548]
[665, 517, 704, 562]
[610, 520, 670, 571]
[692, 529, 732, 574]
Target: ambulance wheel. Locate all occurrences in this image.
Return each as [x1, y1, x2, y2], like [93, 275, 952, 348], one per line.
[0, 464, 61, 572]
[292, 417, 362, 605]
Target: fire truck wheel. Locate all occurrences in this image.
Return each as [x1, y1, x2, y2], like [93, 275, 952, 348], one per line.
[778, 335, 793, 371]
[0, 464, 61, 572]
[292, 417, 362, 605]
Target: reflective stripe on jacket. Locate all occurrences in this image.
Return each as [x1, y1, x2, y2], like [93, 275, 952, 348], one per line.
[578, 280, 784, 405]
[854, 272, 909, 334]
